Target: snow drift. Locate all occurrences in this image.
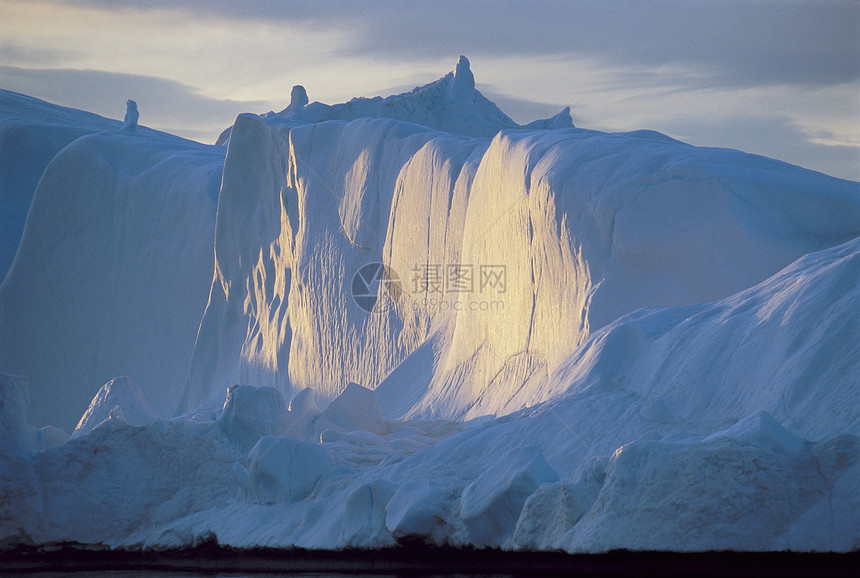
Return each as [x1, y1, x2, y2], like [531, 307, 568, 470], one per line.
[1, 57, 859, 553]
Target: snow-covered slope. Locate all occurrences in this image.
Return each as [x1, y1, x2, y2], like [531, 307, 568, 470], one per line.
[0, 109, 224, 428]
[1, 58, 859, 553]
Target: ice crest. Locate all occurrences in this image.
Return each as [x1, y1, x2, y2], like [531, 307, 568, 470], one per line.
[232, 56, 570, 138]
[451, 55, 475, 98]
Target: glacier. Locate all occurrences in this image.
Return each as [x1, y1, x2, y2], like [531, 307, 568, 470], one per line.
[1, 57, 859, 554]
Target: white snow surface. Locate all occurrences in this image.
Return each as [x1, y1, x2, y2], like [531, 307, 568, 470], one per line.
[1, 58, 860, 553]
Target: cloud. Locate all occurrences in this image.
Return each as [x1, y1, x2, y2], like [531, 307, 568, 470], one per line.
[3, 1, 858, 180]
[0, 66, 267, 142]
[0, 41, 78, 67]
[41, 0, 859, 88]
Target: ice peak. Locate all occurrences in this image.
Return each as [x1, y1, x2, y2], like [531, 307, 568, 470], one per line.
[235, 56, 572, 139]
[452, 55, 475, 97]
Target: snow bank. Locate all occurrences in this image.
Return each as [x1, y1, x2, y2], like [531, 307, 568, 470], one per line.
[557, 413, 858, 552]
[28, 425, 69, 452]
[530, 235, 860, 443]
[385, 478, 451, 546]
[513, 456, 607, 550]
[460, 446, 558, 546]
[341, 479, 396, 547]
[284, 387, 322, 441]
[217, 385, 290, 449]
[315, 383, 388, 438]
[1, 400, 247, 545]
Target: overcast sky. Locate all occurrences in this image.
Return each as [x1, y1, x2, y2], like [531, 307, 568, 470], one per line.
[2, 0, 858, 180]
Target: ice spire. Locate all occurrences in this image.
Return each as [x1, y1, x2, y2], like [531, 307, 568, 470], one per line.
[290, 85, 309, 109]
[121, 99, 138, 131]
[451, 55, 475, 99]
[276, 85, 309, 116]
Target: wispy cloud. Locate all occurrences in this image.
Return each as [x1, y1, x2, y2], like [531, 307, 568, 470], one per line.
[26, 1, 860, 86]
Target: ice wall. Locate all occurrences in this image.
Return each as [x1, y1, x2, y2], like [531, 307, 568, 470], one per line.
[182, 115, 860, 421]
[409, 129, 860, 419]
[180, 115, 482, 412]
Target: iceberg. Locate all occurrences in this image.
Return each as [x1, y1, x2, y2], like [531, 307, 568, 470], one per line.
[0, 57, 859, 554]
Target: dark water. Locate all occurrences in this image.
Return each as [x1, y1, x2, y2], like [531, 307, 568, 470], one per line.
[0, 567, 520, 578]
[0, 573, 515, 578]
[2, 546, 858, 577]
[4, 574, 459, 578]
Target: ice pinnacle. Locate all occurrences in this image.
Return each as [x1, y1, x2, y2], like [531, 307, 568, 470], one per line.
[122, 99, 139, 131]
[290, 85, 309, 109]
[452, 55, 475, 98]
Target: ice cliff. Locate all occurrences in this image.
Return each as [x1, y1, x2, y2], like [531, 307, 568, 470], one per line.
[181, 111, 859, 423]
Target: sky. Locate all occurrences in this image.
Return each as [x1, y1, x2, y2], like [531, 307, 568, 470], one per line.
[1, 0, 858, 180]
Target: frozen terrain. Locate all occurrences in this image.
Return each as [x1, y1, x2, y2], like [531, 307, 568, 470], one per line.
[1, 58, 859, 553]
